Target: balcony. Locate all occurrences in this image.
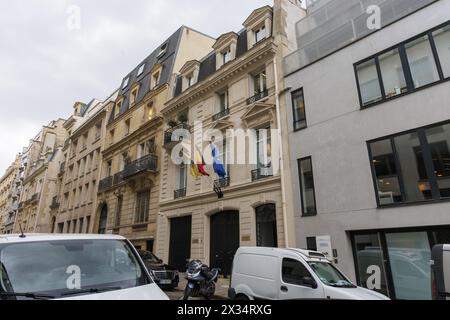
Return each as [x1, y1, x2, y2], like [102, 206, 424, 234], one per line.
[251, 167, 273, 182]
[98, 176, 113, 192]
[246, 89, 269, 105]
[164, 123, 191, 149]
[174, 188, 187, 199]
[30, 193, 40, 204]
[214, 176, 230, 189]
[212, 108, 230, 122]
[113, 171, 124, 185]
[123, 154, 158, 179]
[50, 196, 60, 210]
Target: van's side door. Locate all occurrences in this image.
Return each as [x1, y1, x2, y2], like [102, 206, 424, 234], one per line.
[278, 256, 324, 300]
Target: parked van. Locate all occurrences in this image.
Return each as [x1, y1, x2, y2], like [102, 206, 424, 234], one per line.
[431, 245, 450, 300]
[229, 247, 389, 300]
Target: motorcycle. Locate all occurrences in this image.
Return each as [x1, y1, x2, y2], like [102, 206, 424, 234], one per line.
[183, 260, 220, 300]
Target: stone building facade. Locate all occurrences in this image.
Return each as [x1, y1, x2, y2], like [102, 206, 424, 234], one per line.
[14, 119, 67, 233]
[96, 26, 215, 251]
[0, 155, 21, 234]
[156, 1, 305, 273]
[50, 93, 118, 235]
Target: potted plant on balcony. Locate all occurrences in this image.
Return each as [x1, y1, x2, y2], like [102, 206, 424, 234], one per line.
[168, 120, 178, 128]
[178, 112, 188, 124]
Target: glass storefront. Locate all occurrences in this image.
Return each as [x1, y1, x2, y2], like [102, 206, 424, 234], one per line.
[352, 227, 450, 300]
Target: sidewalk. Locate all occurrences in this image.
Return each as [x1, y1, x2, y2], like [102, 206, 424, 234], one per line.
[165, 274, 230, 300]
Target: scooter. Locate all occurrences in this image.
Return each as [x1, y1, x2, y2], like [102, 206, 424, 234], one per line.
[183, 260, 220, 300]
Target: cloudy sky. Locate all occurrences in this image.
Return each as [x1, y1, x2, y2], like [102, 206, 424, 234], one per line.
[0, 0, 274, 174]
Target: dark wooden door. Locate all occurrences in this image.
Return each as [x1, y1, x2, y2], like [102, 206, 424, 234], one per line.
[210, 211, 240, 277]
[169, 216, 192, 271]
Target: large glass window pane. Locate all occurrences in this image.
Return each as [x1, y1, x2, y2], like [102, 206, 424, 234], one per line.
[394, 132, 432, 202]
[379, 48, 408, 98]
[425, 124, 450, 198]
[369, 139, 403, 205]
[292, 89, 307, 130]
[386, 232, 431, 300]
[356, 58, 383, 106]
[433, 25, 450, 79]
[405, 35, 440, 88]
[353, 234, 389, 297]
[298, 158, 317, 216]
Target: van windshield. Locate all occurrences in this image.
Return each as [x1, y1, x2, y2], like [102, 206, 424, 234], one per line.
[0, 239, 150, 300]
[308, 262, 356, 288]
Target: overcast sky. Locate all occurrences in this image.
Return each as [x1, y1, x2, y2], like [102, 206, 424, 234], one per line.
[0, 0, 274, 175]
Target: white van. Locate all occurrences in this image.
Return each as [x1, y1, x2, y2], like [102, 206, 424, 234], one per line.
[229, 247, 389, 300]
[431, 245, 450, 300]
[0, 234, 169, 300]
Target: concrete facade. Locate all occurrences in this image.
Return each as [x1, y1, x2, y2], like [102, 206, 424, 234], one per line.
[284, 0, 450, 299]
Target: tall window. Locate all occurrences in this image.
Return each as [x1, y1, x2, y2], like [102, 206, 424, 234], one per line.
[292, 88, 307, 131]
[177, 163, 187, 190]
[253, 71, 267, 95]
[135, 190, 150, 223]
[124, 119, 131, 135]
[218, 90, 229, 112]
[106, 160, 112, 177]
[298, 157, 317, 216]
[369, 122, 450, 206]
[256, 128, 272, 170]
[355, 22, 450, 107]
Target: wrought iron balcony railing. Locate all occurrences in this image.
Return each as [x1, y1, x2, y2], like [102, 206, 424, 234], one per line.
[98, 176, 113, 192]
[123, 154, 158, 179]
[212, 108, 230, 122]
[246, 89, 269, 105]
[251, 167, 273, 182]
[174, 188, 187, 199]
[214, 176, 230, 189]
[164, 123, 191, 148]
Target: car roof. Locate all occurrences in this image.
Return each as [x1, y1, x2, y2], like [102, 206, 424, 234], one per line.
[0, 234, 126, 244]
[238, 247, 329, 261]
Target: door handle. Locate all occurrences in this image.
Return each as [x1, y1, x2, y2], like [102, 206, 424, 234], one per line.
[280, 285, 288, 292]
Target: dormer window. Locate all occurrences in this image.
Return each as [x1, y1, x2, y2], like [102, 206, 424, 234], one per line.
[152, 71, 160, 89]
[130, 87, 139, 105]
[186, 73, 194, 88]
[137, 64, 145, 77]
[157, 43, 168, 58]
[122, 77, 130, 89]
[254, 25, 267, 44]
[115, 101, 122, 118]
[223, 49, 232, 65]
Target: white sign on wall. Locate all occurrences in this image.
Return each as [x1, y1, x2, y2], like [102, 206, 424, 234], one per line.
[316, 235, 333, 259]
